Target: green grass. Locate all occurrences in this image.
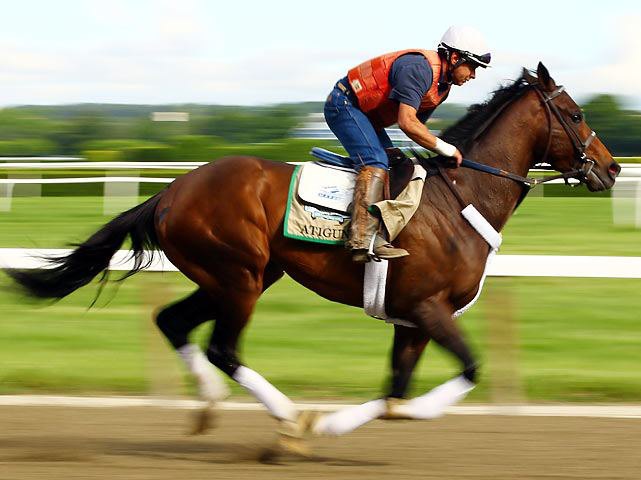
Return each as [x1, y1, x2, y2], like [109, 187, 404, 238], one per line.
[502, 197, 641, 256]
[0, 193, 640, 401]
[0, 274, 639, 402]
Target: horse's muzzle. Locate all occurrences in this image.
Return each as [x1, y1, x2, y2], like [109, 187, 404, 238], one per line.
[608, 162, 621, 180]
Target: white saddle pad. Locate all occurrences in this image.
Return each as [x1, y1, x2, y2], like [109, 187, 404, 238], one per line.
[297, 162, 356, 213]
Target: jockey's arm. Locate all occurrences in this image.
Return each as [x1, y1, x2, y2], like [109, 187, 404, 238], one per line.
[397, 103, 463, 166]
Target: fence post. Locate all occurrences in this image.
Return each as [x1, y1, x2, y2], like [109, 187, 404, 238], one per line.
[103, 172, 140, 215]
[0, 182, 14, 212]
[143, 274, 184, 397]
[483, 277, 525, 404]
[612, 180, 641, 228]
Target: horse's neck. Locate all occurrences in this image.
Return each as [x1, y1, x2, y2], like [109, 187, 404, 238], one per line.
[455, 104, 540, 232]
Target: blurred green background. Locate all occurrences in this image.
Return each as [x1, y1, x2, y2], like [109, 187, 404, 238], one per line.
[1, 193, 639, 403]
[0, 94, 640, 160]
[1, 97, 640, 404]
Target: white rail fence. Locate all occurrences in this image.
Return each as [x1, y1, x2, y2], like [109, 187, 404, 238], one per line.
[1, 248, 640, 278]
[2, 160, 641, 224]
[1, 395, 641, 418]
[0, 161, 206, 169]
[0, 159, 640, 172]
[0, 156, 84, 162]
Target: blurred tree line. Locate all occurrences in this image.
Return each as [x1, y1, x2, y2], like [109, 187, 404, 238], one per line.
[0, 102, 330, 161]
[581, 95, 641, 156]
[0, 95, 638, 161]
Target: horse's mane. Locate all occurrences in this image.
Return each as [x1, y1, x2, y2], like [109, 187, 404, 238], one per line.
[441, 74, 530, 152]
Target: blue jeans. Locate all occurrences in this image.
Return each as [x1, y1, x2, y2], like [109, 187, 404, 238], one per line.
[324, 82, 392, 171]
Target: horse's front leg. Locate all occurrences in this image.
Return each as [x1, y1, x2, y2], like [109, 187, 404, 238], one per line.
[382, 325, 430, 419]
[389, 324, 430, 398]
[385, 297, 477, 420]
[308, 325, 429, 436]
[310, 298, 476, 435]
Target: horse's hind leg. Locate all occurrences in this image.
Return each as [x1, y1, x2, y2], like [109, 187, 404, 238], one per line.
[209, 316, 299, 423]
[155, 289, 230, 404]
[156, 265, 286, 435]
[204, 267, 310, 454]
[200, 264, 301, 424]
[311, 299, 475, 435]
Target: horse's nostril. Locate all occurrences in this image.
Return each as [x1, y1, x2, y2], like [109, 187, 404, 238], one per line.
[608, 162, 621, 178]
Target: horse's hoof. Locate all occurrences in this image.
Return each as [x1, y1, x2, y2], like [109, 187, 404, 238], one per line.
[276, 419, 312, 457]
[189, 403, 217, 435]
[380, 398, 413, 420]
[277, 432, 311, 458]
[298, 410, 322, 435]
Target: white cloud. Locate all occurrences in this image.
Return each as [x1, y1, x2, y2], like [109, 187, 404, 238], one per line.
[1, 6, 640, 107]
[562, 15, 641, 103]
[1, 42, 68, 75]
[447, 16, 641, 108]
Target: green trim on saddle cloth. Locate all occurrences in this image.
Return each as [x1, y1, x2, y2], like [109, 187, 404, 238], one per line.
[283, 165, 350, 245]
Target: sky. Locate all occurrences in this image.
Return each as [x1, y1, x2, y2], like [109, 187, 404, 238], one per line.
[2, 0, 641, 108]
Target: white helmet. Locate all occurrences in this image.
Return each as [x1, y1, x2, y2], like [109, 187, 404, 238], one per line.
[439, 25, 491, 68]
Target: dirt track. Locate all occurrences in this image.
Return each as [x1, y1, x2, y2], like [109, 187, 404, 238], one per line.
[1, 406, 639, 479]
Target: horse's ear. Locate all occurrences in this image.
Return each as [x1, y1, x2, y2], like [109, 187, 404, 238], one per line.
[536, 62, 556, 91]
[522, 67, 537, 85]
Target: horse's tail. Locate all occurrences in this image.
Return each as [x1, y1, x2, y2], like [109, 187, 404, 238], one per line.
[5, 193, 163, 300]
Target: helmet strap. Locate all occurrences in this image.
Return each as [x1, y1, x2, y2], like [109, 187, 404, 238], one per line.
[442, 50, 465, 85]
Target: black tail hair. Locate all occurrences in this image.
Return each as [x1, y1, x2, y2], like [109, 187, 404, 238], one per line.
[5, 193, 163, 300]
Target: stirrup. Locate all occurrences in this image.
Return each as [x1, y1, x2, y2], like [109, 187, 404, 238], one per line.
[352, 249, 373, 263]
[373, 244, 409, 260]
[367, 233, 383, 262]
[352, 235, 408, 262]
[372, 235, 409, 260]
[351, 235, 381, 263]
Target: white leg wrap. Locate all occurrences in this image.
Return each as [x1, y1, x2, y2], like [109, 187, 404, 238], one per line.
[312, 399, 387, 436]
[177, 344, 230, 402]
[232, 366, 298, 422]
[395, 375, 475, 420]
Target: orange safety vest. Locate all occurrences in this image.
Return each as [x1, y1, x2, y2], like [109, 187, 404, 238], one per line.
[347, 49, 451, 129]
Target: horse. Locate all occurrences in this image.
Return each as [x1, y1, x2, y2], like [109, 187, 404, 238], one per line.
[5, 63, 620, 451]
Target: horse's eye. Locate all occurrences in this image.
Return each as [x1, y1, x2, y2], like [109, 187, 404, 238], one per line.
[570, 112, 583, 123]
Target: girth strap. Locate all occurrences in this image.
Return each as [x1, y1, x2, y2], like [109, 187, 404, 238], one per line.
[437, 166, 467, 208]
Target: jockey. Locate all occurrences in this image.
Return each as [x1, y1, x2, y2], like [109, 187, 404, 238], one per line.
[324, 25, 491, 263]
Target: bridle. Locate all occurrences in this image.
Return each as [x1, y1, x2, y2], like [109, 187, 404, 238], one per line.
[409, 77, 605, 211]
[433, 79, 602, 190]
[532, 83, 598, 186]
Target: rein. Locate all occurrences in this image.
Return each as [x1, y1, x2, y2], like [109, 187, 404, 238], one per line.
[458, 157, 581, 187]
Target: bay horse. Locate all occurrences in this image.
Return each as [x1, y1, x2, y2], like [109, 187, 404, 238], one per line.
[6, 63, 619, 449]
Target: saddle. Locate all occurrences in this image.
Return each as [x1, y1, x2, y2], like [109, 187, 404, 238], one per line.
[310, 147, 422, 199]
